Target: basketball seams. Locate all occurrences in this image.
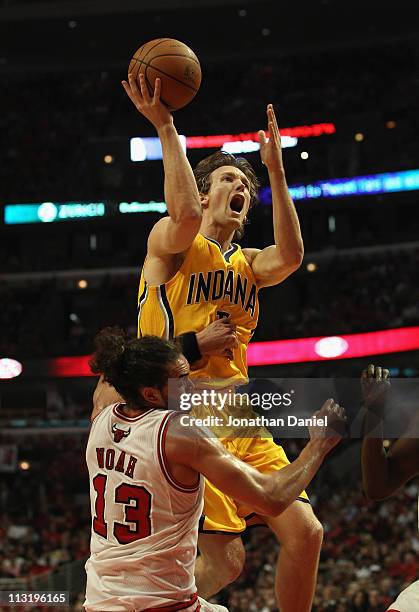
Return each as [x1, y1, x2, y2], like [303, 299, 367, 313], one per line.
[143, 53, 200, 66]
[143, 66, 172, 109]
[132, 38, 173, 82]
[131, 57, 199, 92]
[136, 38, 172, 63]
[130, 57, 142, 81]
[128, 39, 201, 110]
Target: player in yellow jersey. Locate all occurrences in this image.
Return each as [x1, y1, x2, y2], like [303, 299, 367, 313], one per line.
[122, 73, 323, 612]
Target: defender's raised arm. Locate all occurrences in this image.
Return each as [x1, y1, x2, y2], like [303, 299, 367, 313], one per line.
[166, 398, 346, 517]
[361, 364, 419, 500]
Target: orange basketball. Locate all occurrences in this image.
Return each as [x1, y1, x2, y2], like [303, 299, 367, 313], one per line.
[128, 38, 202, 111]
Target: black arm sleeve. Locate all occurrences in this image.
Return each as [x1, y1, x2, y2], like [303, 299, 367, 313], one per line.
[174, 332, 202, 365]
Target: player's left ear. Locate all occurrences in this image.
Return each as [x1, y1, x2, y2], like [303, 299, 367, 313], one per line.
[140, 386, 164, 406]
[199, 192, 209, 209]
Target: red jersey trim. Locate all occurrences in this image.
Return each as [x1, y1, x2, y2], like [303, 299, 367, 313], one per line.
[157, 412, 200, 494]
[144, 592, 199, 611]
[113, 404, 155, 422]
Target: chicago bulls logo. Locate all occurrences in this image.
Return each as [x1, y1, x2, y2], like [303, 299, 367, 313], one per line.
[112, 423, 131, 443]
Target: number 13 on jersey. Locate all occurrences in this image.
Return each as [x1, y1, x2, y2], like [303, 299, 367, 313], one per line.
[92, 474, 152, 544]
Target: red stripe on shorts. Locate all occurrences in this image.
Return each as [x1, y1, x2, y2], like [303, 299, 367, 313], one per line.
[143, 592, 199, 611]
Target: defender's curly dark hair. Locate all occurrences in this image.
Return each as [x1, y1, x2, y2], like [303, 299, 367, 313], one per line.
[89, 327, 181, 407]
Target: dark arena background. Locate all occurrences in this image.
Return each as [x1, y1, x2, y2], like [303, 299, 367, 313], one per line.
[1, 0, 419, 610]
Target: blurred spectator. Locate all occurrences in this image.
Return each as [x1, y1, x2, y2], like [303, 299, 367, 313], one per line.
[0, 433, 417, 610]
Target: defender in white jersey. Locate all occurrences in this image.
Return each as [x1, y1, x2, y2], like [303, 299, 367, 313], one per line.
[361, 364, 419, 612]
[85, 328, 345, 611]
[85, 332, 227, 612]
[86, 405, 204, 611]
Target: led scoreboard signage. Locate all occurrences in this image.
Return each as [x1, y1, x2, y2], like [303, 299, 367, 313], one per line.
[4, 170, 419, 225]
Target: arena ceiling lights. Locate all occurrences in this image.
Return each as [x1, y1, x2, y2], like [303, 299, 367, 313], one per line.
[0, 358, 23, 379]
[130, 123, 336, 161]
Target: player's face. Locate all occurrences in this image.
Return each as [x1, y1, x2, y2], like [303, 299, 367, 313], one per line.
[163, 355, 192, 408]
[202, 165, 251, 231]
[140, 355, 191, 410]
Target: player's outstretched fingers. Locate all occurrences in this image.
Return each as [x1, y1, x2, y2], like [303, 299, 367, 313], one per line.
[314, 398, 335, 425]
[375, 366, 382, 380]
[152, 77, 161, 104]
[367, 363, 375, 378]
[122, 77, 137, 104]
[268, 104, 280, 139]
[258, 129, 268, 145]
[338, 405, 347, 420]
[383, 368, 390, 379]
[127, 72, 142, 98]
[138, 73, 152, 102]
[268, 121, 275, 141]
[326, 400, 347, 435]
[320, 398, 335, 413]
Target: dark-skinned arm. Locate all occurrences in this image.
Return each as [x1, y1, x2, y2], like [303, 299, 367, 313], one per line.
[361, 364, 419, 500]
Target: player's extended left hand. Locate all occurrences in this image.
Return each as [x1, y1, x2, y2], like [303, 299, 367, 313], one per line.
[361, 363, 391, 415]
[258, 104, 284, 173]
[122, 73, 173, 132]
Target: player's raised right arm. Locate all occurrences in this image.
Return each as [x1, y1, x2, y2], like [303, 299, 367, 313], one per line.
[122, 73, 201, 255]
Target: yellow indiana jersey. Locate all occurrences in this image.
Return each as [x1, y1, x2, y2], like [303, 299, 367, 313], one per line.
[137, 233, 259, 382]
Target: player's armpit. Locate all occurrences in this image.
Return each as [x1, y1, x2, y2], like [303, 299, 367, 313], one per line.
[243, 245, 302, 288]
[147, 214, 201, 256]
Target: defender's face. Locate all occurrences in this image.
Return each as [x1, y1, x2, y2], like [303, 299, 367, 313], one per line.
[202, 165, 251, 230]
[140, 355, 191, 410]
[164, 355, 192, 408]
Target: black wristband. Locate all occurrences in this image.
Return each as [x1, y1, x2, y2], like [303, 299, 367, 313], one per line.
[176, 332, 202, 365]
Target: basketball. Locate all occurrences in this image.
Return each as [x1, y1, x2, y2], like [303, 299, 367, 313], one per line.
[128, 38, 202, 111]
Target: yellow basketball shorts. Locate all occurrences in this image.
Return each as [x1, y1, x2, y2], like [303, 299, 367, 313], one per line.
[198, 427, 310, 534]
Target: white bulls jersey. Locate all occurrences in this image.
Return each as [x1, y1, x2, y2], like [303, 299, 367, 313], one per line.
[84, 403, 204, 612]
[387, 580, 419, 611]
